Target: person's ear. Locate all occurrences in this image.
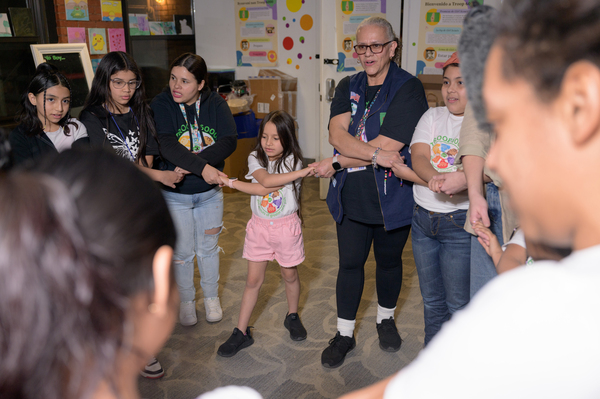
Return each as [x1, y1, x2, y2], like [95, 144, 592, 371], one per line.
[28, 93, 37, 107]
[197, 80, 205, 92]
[559, 60, 600, 146]
[389, 40, 397, 59]
[148, 245, 174, 317]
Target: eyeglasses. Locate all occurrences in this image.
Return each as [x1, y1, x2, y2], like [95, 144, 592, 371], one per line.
[110, 79, 142, 90]
[354, 40, 394, 55]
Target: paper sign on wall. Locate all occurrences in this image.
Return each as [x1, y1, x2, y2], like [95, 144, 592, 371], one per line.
[67, 27, 86, 43]
[108, 28, 126, 52]
[88, 28, 107, 55]
[335, 0, 387, 72]
[235, 0, 278, 67]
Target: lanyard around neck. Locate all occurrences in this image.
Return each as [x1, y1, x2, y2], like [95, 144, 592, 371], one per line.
[355, 87, 381, 142]
[178, 96, 202, 153]
[106, 106, 139, 161]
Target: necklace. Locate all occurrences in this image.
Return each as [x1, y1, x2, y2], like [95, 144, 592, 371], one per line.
[178, 96, 203, 154]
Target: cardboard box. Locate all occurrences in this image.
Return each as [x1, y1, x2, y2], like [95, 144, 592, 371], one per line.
[418, 74, 445, 108]
[248, 69, 298, 119]
[222, 137, 258, 194]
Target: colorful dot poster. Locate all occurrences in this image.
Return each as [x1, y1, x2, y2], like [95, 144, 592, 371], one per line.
[335, 0, 386, 72]
[235, 0, 279, 67]
[416, 1, 470, 75]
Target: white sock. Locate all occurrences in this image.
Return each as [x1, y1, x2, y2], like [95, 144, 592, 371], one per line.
[377, 305, 396, 324]
[337, 317, 356, 338]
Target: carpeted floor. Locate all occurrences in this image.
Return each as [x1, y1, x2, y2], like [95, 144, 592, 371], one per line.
[139, 177, 425, 399]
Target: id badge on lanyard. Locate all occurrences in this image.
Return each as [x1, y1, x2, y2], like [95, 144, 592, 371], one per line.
[179, 97, 203, 154]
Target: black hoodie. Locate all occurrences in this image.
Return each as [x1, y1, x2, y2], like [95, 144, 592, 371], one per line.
[151, 89, 237, 194]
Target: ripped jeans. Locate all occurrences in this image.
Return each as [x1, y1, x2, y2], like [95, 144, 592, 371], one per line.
[163, 187, 223, 301]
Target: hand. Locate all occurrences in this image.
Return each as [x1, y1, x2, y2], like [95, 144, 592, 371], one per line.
[473, 221, 502, 260]
[468, 191, 490, 228]
[308, 158, 335, 178]
[160, 170, 185, 189]
[174, 166, 191, 175]
[431, 171, 467, 196]
[301, 166, 316, 177]
[374, 149, 402, 169]
[390, 159, 408, 179]
[218, 175, 230, 188]
[428, 177, 444, 193]
[202, 164, 228, 185]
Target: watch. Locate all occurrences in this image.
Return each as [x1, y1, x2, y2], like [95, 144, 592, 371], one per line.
[332, 155, 343, 172]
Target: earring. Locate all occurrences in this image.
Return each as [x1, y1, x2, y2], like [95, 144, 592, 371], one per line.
[148, 303, 159, 314]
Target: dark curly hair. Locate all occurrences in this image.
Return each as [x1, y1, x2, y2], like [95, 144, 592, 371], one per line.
[496, 0, 600, 102]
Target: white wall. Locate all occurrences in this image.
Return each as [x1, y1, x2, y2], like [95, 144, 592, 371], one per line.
[194, 0, 320, 159]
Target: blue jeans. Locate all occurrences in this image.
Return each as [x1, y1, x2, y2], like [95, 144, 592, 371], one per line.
[163, 187, 224, 301]
[470, 182, 504, 298]
[411, 205, 471, 345]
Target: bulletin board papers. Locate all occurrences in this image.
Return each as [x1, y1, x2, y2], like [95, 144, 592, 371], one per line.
[335, 0, 387, 72]
[416, 1, 469, 75]
[235, 1, 278, 67]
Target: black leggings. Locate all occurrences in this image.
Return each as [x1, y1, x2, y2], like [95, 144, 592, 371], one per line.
[336, 217, 411, 320]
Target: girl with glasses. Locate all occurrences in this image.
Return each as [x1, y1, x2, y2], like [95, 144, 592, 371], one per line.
[80, 51, 184, 189]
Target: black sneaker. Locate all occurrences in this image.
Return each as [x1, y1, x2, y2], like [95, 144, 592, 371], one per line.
[321, 332, 356, 368]
[217, 327, 254, 357]
[377, 317, 402, 352]
[284, 313, 307, 341]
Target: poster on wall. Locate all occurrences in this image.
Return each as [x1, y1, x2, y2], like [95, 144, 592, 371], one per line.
[416, 1, 470, 75]
[235, 0, 278, 67]
[101, 1, 122, 22]
[335, 0, 386, 72]
[65, 0, 89, 21]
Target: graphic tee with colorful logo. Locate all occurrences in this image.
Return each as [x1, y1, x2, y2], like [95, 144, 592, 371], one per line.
[430, 136, 459, 172]
[246, 151, 300, 220]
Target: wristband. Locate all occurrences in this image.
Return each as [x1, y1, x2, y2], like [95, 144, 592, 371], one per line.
[227, 178, 238, 189]
[372, 147, 381, 169]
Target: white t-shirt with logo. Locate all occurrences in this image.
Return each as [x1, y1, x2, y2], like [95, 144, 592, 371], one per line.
[45, 118, 88, 152]
[246, 151, 300, 219]
[409, 106, 469, 213]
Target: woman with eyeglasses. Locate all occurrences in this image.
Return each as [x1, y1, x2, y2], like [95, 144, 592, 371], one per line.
[80, 51, 184, 188]
[310, 16, 428, 368]
[79, 51, 183, 379]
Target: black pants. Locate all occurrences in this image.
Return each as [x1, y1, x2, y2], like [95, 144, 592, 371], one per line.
[336, 216, 411, 320]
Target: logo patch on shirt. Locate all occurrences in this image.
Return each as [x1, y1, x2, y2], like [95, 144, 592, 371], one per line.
[380, 112, 386, 126]
[350, 91, 360, 103]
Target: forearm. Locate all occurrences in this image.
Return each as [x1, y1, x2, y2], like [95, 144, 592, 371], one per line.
[158, 135, 208, 176]
[232, 180, 283, 196]
[338, 154, 370, 168]
[254, 169, 304, 188]
[330, 125, 378, 161]
[394, 166, 428, 186]
[463, 155, 485, 197]
[412, 154, 440, 182]
[198, 136, 237, 166]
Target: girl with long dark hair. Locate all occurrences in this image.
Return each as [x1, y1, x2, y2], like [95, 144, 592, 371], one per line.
[80, 51, 183, 188]
[216, 110, 314, 357]
[151, 53, 237, 327]
[9, 63, 89, 166]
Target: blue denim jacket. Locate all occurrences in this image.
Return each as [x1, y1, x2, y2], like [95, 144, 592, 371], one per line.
[326, 63, 425, 231]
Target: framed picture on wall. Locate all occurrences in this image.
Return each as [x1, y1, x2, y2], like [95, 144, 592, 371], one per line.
[30, 43, 94, 110]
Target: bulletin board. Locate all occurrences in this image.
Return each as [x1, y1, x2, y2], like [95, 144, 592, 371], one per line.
[235, 0, 279, 67]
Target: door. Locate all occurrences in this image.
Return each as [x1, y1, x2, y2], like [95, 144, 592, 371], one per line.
[318, 1, 403, 199]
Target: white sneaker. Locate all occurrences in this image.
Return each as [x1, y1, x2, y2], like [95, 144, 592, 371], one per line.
[140, 357, 164, 379]
[204, 297, 223, 323]
[179, 301, 197, 326]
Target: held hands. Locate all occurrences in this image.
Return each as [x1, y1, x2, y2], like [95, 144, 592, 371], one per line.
[160, 170, 186, 189]
[374, 149, 402, 169]
[430, 172, 467, 197]
[202, 164, 228, 185]
[174, 166, 191, 175]
[468, 192, 490, 228]
[301, 166, 317, 178]
[473, 221, 502, 260]
[308, 158, 335, 179]
[390, 158, 407, 179]
[218, 175, 231, 188]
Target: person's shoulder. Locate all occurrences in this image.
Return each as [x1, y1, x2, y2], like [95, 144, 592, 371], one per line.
[151, 90, 173, 108]
[79, 105, 107, 120]
[68, 118, 85, 128]
[205, 90, 226, 105]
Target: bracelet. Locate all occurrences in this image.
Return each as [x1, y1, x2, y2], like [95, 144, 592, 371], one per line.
[372, 147, 381, 169]
[227, 178, 238, 189]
